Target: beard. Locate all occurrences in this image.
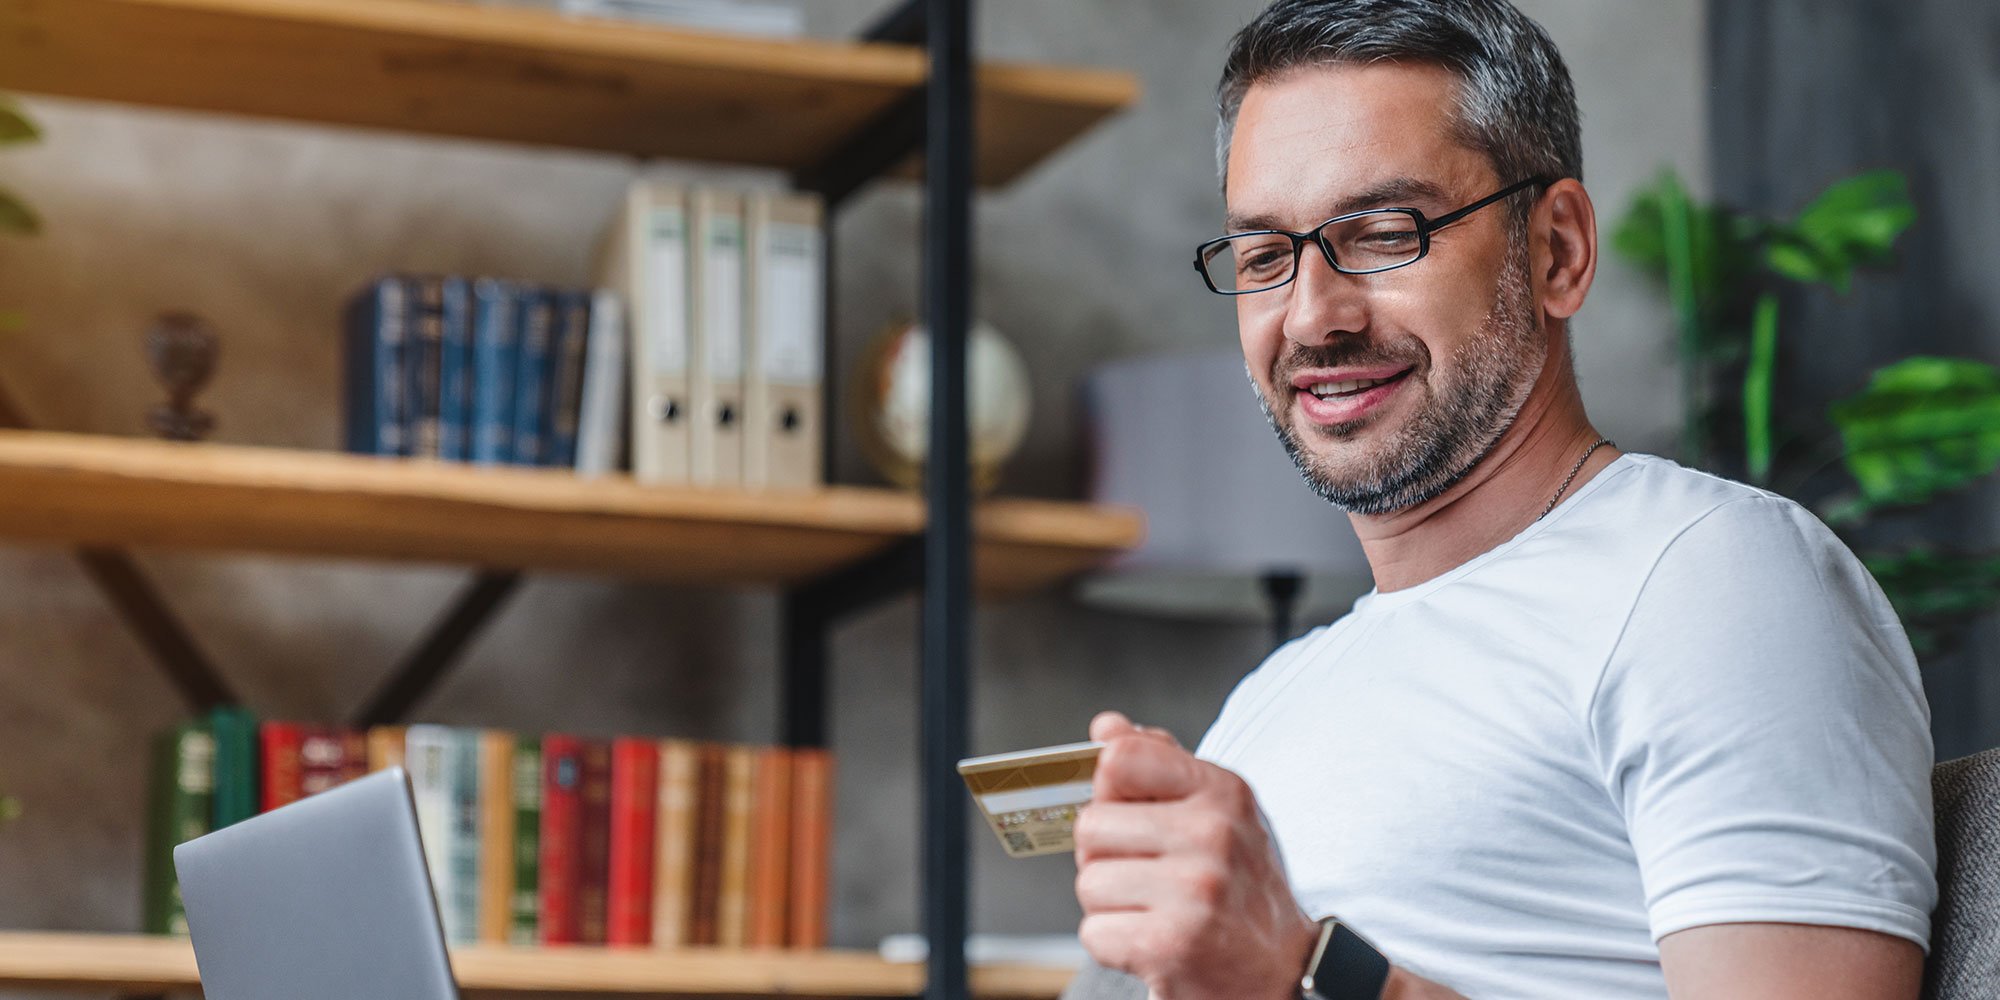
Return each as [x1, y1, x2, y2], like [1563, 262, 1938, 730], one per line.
[1254, 233, 1544, 516]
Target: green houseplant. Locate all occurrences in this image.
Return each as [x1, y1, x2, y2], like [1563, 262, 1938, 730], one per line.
[1615, 169, 2000, 657]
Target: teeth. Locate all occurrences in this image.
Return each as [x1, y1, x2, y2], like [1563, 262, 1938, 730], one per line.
[1307, 376, 1391, 397]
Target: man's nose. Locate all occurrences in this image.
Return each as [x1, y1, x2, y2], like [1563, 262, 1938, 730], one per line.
[1281, 242, 1370, 348]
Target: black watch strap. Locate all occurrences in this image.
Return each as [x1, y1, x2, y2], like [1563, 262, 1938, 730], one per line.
[1299, 918, 1391, 1000]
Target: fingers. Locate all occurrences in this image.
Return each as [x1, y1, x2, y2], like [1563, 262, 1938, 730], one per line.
[1073, 801, 1170, 865]
[1078, 910, 1154, 975]
[1074, 857, 1176, 913]
[1094, 733, 1203, 803]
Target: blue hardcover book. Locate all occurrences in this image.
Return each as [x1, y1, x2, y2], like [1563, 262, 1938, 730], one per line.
[342, 276, 409, 456]
[436, 276, 473, 463]
[547, 289, 593, 469]
[406, 276, 446, 459]
[469, 278, 519, 466]
[512, 286, 557, 467]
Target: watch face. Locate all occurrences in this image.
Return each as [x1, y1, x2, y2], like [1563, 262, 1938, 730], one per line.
[1303, 918, 1391, 999]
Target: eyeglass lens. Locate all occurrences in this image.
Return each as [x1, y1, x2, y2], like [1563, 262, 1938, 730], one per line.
[1201, 210, 1424, 292]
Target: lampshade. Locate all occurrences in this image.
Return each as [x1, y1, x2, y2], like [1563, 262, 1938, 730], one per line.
[1078, 349, 1374, 625]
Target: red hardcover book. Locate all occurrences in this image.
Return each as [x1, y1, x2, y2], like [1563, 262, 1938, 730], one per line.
[538, 733, 586, 944]
[578, 739, 613, 945]
[298, 726, 348, 797]
[787, 747, 834, 950]
[688, 743, 728, 947]
[258, 722, 304, 813]
[606, 738, 659, 946]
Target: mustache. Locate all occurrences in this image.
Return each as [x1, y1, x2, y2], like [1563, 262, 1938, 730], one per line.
[1271, 339, 1426, 382]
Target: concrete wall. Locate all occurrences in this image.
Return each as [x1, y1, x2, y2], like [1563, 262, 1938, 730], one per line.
[0, 1, 1704, 993]
[1709, 0, 2000, 760]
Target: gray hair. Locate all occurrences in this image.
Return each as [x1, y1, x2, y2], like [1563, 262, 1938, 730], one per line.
[1215, 0, 1582, 195]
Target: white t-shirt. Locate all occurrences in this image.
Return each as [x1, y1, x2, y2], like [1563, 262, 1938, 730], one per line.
[1194, 454, 1937, 999]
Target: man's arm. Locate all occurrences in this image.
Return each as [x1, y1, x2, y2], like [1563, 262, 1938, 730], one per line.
[1074, 712, 1925, 1000]
[1659, 923, 1923, 999]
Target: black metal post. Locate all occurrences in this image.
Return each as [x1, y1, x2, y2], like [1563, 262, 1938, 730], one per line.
[921, 0, 973, 996]
[780, 538, 926, 748]
[1261, 570, 1303, 651]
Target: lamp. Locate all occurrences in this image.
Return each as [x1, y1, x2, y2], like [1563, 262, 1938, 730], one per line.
[1079, 349, 1374, 647]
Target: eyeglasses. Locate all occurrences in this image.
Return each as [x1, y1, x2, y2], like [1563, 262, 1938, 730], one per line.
[1193, 177, 1552, 295]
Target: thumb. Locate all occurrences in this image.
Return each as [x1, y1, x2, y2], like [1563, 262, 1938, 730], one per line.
[1090, 711, 1183, 748]
[1090, 711, 1138, 743]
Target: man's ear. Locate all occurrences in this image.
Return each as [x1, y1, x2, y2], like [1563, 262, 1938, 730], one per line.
[1536, 178, 1596, 320]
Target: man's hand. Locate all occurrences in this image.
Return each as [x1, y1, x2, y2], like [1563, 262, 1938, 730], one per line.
[1073, 711, 1318, 1000]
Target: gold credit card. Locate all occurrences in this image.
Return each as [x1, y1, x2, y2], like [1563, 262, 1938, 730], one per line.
[958, 741, 1102, 858]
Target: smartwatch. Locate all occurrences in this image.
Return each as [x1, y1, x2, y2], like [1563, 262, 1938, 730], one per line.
[1298, 916, 1391, 1000]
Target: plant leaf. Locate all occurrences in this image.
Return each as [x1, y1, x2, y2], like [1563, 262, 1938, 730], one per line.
[1830, 357, 2000, 511]
[1742, 293, 1780, 483]
[1863, 548, 2000, 659]
[1612, 170, 1758, 342]
[0, 98, 39, 146]
[1764, 170, 1915, 292]
[0, 186, 38, 235]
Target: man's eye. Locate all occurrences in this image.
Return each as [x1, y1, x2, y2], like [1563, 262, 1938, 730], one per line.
[1356, 229, 1419, 248]
[1237, 247, 1291, 275]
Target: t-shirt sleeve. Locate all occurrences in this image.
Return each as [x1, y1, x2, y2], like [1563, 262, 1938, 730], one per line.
[1588, 496, 1937, 949]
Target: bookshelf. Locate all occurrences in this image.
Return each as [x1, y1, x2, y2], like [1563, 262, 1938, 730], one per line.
[0, 1, 1139, 997]
[0, 430, 1142, 596]
[0, 0, 1137, 187]
[0, 931, 1078, 997]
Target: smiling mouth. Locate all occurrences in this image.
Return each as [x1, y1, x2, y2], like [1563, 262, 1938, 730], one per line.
[1300, 369, 1412, 398]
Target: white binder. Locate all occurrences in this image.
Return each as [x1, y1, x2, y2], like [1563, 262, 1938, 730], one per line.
[690, 188, 747, 488]
[598, 178, 692, 485]
[744, 192, 825, 491]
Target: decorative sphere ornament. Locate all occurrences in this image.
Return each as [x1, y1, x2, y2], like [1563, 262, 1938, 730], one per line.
[853, 319, 1032, 493]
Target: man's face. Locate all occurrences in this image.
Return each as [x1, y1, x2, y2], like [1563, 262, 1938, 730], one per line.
[1225, 63, 1546, 515]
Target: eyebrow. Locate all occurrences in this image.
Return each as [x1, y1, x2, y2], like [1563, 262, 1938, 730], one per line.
[1225, 176, 1454, 233]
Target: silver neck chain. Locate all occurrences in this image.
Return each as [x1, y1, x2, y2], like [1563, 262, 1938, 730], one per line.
[1539, 438, 1615, 521]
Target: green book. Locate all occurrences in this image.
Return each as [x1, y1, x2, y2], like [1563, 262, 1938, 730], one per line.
[142, 720, 216, 935]
[509, 737, 542, 945]
[207, 705, 259, 830]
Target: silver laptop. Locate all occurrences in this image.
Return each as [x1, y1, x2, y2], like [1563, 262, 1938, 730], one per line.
[173, 766, 460, 1000]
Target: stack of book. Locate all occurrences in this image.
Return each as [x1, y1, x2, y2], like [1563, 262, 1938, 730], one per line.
[344, 278, 628, 475]
[144, 708, 835, 952]
[343, 182, 827, 493]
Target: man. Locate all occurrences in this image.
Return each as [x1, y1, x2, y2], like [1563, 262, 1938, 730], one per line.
[1069, 2, 1937, 998]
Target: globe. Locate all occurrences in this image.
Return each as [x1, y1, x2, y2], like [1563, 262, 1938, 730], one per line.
[852, 320, 1033, 493]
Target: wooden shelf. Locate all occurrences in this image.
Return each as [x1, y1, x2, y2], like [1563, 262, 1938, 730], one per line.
[0, 431, 1143, 596]
[0, 0, 1138, 187]
[0, 931, 1078, 996]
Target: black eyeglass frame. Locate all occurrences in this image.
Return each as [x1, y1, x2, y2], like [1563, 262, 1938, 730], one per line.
[1193, 176, 1555, 295]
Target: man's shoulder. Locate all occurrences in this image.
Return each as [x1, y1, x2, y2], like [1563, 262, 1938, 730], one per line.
[1563, 454, 1837, 565]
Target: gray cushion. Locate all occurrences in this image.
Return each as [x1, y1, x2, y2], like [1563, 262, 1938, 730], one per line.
[1924, 747, 2000, 999]
[1059, 959, 1144, 1000]
[1060, 748, 2000, 1000]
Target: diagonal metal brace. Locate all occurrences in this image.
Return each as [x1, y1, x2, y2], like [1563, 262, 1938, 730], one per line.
[0, 377, 238, 712]
[349, 571, 523, 728]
